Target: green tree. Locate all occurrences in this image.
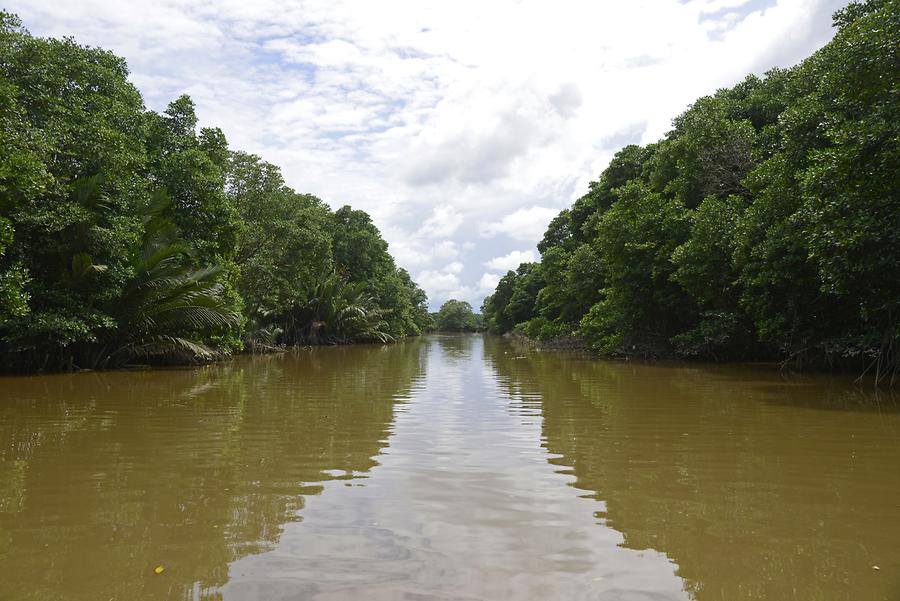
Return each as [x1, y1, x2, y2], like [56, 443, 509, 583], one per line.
[436, 299, 478, 332]
[581, 181, 692, 354]
[227, 152, 332, 320]
[146, 95, 240, 260]
[0, 12, 431, 371]
[671, 195, 757, 358]
[0, 217, 29, 320]
[484, 0, 898, 378]
[482, 271, 517, 333]
[277, 272, 393, 345]
[329, 205, 427, 338]
[0, 14, 147, 365]
[102, 190, 242, 366]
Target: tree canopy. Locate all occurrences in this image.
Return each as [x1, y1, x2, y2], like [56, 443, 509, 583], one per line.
[483, 0, 899, 381]
[435, 299, 481, 332]
[0, 12, 430, 371]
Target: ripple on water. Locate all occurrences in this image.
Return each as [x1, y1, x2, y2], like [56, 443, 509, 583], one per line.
[1, 335, 899, 600]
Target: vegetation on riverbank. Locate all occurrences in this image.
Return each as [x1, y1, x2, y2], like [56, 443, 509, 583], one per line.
[482, 0, 899, 383]
[432, 299, 483, 332]
[0, 12, 430, 372]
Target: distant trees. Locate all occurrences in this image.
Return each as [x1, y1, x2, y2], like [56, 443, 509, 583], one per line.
[0, 12, 430, 371]
[483, 0, 899, 380]
[435, 300, 481, 332]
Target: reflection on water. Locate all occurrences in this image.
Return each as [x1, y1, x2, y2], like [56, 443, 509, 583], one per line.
[484, 337, 900, 601]
[0, 342, 426, 600]
[1, 335, 899, 600]
[218, 334, 686, 600]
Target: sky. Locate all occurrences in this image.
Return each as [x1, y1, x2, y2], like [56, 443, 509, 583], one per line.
[9, 0, 850, 310]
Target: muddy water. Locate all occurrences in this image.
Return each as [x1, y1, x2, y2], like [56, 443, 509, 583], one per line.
[1, 335, 898, 600]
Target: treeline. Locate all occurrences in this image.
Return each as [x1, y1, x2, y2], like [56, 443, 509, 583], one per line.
[0, 13, 430, 371]
[483, 1, 898, 380]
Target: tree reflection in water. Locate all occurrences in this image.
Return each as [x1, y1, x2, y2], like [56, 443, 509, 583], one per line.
[0, 340, 427, 601]
[483, 336, 900, 601]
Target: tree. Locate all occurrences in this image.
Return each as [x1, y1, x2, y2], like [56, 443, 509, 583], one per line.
[328, 205, 428, 338]
[0, 217, 29, 321]
[330, 206, 390, 283]
[227, 152, 332, 320]
[482, 0, 899, 377]
[0, 14, 148, 366]
[579, 181, 692, 354]
[436, 299, 478, 332]
[0, 12, 431, 371]
[103, 190, 242, 366]
[274, 272, 393, 345]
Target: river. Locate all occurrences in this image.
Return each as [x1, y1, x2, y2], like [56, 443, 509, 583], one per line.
[1, 334, 898, 600]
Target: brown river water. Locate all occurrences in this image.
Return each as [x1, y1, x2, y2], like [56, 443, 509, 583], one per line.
[1, 334, 899, 600]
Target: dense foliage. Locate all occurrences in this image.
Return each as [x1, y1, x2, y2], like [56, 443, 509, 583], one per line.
[434, 299, 482, 332]
[483, 0, 899, 381]
[0, 13, 429, 371]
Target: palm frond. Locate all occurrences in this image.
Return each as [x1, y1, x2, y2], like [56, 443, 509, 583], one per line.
[115, 335, 222, 364]
[100, 190, 240, 366]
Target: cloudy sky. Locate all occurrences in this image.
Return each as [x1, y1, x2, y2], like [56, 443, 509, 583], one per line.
[10, 0, 848, 309]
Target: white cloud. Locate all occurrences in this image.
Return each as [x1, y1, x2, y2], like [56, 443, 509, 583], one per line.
[485, 250, 537, 272]
[7, 0, 849, 309]
[421, 205, 465, 239]
[432, 240, 459, 260]
[480, 207, 560, 243]
[478, 272, 502, 293]
[696, 0, 754, 15]
[416, 269, 461, 294]
[416, 263, 477, 306]
[445, 261, 464, 275]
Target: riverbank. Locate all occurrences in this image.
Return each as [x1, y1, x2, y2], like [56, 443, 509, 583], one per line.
[502, 330, 587, 351]
[0, 334, 424, 375]
[502, 331, 897, 386]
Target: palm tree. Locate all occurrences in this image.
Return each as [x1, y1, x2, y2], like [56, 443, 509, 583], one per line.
[102, 190, 241, 366]
[242, 310, 284, 353]
[279, 272, 393, 345]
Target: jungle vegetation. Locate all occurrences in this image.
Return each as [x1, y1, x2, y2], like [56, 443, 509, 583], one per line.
[482, 0, 899, 382]
[0, 12, 430, 371]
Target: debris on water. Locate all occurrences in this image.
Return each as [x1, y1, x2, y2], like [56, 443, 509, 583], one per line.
[872, 565, 880, 571]
[154, 566, 165, 575]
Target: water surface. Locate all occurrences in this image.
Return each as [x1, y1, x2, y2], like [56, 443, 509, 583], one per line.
[1, 335, 898, 600]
